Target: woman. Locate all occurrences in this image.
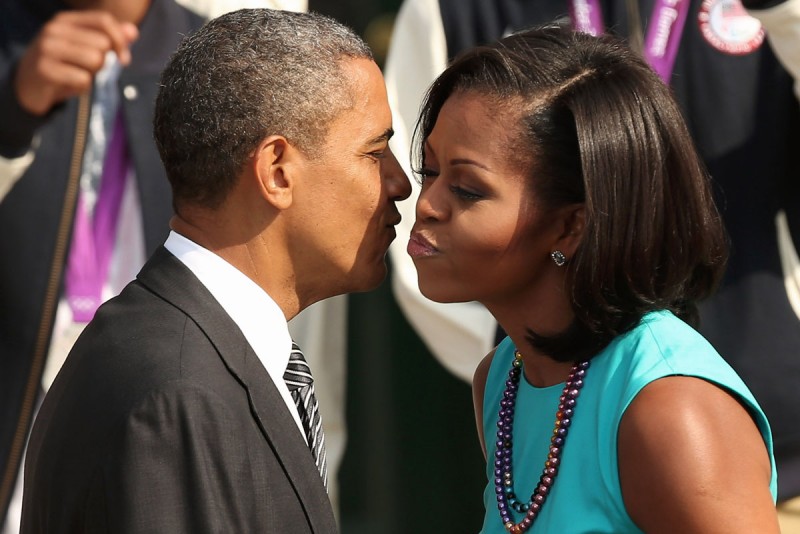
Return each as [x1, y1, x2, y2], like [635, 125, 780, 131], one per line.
[407, 25, 779, 533]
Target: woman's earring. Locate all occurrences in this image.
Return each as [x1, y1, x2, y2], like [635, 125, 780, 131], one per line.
[551, 250, 567, 267]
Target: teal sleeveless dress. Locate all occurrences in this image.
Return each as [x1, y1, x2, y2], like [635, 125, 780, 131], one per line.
[480, 310, 777, 533]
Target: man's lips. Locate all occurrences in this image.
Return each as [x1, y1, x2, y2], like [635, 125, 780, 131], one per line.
[407, 232, 438, 258]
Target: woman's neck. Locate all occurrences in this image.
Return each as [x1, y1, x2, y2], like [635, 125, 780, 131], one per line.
[486, 295, 576, 387]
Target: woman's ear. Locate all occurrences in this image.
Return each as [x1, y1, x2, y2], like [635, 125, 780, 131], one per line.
[554, 204, 586, 259]
[252, 135, 293, 210]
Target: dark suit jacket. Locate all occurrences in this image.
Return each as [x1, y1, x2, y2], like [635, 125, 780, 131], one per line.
[21, 247, 338, 533]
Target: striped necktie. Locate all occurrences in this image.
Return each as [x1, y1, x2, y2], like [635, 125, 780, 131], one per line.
[283, 342, 328, 489]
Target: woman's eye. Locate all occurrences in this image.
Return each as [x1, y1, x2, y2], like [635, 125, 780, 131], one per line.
[449, 185, 483, 200]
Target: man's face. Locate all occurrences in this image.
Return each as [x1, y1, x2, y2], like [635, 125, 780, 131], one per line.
[290, 58, 411, 296]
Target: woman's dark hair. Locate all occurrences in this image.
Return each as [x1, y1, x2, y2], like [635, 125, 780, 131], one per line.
[413, 24, 728, 362]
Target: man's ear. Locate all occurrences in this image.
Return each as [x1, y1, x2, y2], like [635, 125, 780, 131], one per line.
[553, 204, 586, 259]
[252, 135, 294, 210]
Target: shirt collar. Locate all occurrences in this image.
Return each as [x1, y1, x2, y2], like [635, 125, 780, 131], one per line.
[163, 231, 292, 383]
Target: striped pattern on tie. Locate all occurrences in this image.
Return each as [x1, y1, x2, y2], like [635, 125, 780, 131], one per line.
[283, 342, 328, 489]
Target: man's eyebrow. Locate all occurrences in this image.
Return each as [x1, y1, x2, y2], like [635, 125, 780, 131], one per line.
[366, 128, 394, 146]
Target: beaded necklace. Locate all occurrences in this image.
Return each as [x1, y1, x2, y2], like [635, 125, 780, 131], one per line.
[494, 350, 590, 533]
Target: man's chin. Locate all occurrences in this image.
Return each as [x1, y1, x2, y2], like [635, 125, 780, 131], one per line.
[349, 261, 388, 294]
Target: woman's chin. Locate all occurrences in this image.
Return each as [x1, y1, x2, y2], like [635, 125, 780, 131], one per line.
[417, 282, 470, 304]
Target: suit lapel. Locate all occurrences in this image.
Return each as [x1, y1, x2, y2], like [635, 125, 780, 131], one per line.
[137, 247, 337, 532]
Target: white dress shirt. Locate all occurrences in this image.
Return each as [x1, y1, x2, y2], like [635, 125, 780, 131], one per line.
[164, 230, 307, 441]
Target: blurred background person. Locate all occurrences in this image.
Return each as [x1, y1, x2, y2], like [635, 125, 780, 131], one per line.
[0, 1, 205, 532]
[175, 0, 305, 17]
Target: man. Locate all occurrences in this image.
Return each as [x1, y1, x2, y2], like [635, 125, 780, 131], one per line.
[0, 0, 204, 530]
[20, 8, 410, 533]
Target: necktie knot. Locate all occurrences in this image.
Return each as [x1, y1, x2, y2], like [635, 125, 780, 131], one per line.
[283, 343, 313, 391]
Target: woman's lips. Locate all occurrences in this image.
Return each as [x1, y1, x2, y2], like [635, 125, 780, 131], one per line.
[407, 232, 439, 258]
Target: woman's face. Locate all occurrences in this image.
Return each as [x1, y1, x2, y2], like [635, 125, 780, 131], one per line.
[408, 91, 563, 307]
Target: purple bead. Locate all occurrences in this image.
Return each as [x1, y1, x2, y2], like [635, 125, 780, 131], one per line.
[490, 358, 590, 532]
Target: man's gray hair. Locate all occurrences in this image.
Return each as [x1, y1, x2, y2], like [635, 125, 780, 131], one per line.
[154, 8, 373, 208]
